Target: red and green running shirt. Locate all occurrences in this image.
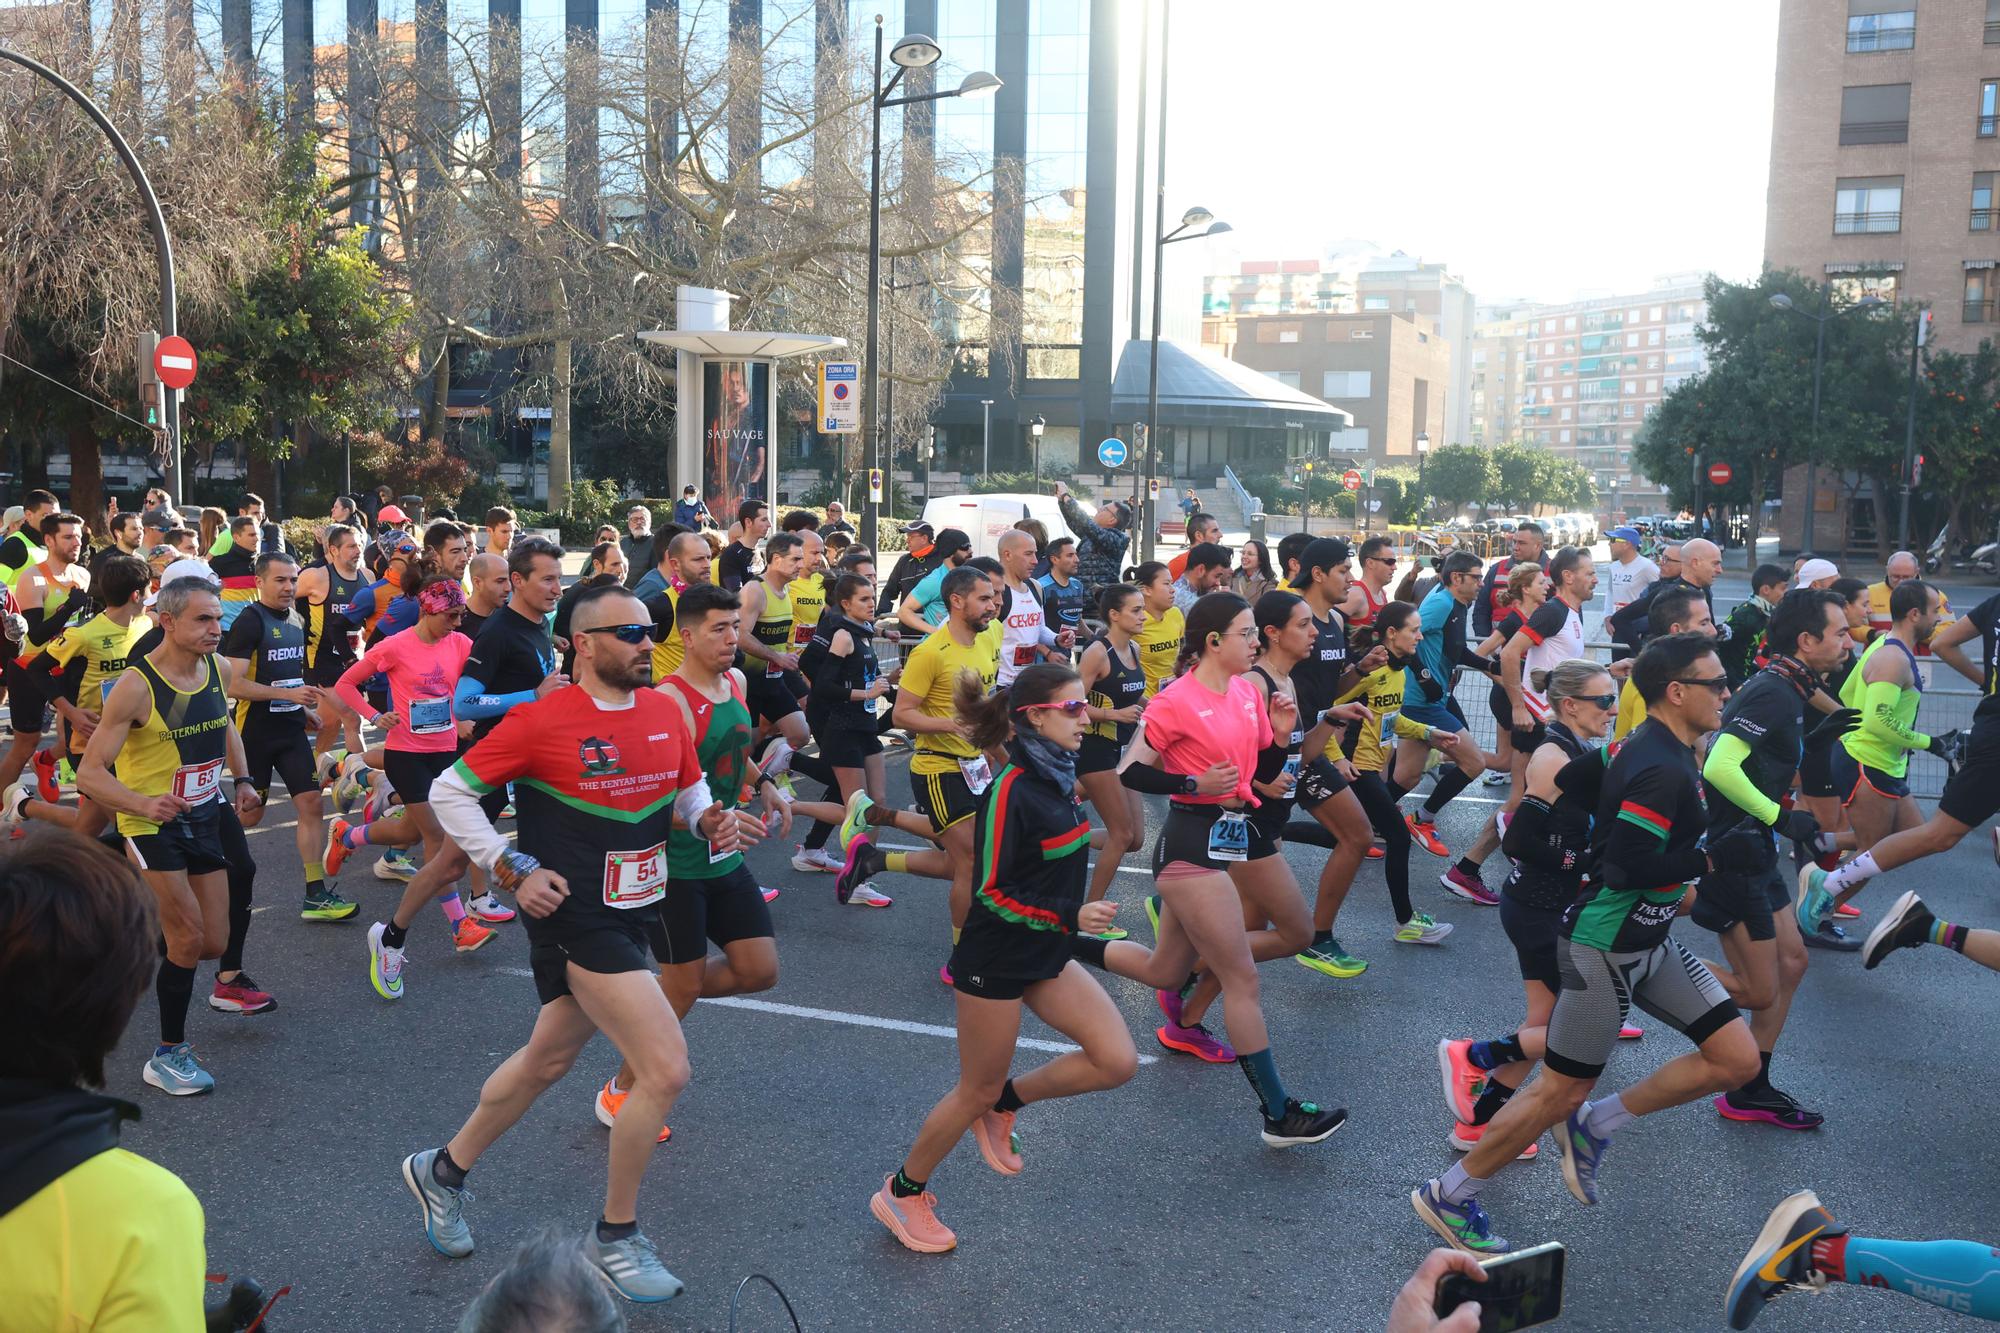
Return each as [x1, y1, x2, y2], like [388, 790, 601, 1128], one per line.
[972, 750, 1092, 934]
[658, 673, 756, 879]
[451, 687, 702, 917]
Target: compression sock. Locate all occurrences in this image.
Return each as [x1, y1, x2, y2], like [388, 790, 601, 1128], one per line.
[342, 820, 374, 850]
[951, 926, 962, 946]
[1236, 1047, 1291, 1119]
[218, 861, 254, 973]
[381, 920, 410, 949]
[884, 852, 909, 873]
[1736, 1049, 1775, 1095]
[1579, 1092, 1636, 1138]
[1309, 928, 1335, 948]
[432, 1147, 468, 1188]
[1454, 855, 1486, 883]
[994, 1079, 1026, 1114]
[1436, 1160, 1487, 1205]
[890, 1169, 926, 1198]
[1931, 917, 1971, 952]
[790, 751, 835, 788]
[596, 1218, 639, 1244]
[1469, 1078, 1517, 1127]
[1425, 768, 1474, 816]
[1823, 851, 1881, 895]
[439, 893, 468, 926]
[156, 961, 196, 1045]
[304, 858, 325, 888]
[1467, 1035, 1527, 1071]
[1820, 1234, 2000, 1318]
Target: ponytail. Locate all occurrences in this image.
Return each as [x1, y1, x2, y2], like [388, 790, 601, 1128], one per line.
[1172, 591, 1250, 679]
[955, 662, 1081, 752]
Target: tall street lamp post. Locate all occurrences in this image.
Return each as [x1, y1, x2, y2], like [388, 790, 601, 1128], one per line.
[861, 17, 1000, 553]
[980, 398, 995, 475]
[1029, 414, 1046, 486]
[1769, 287, 1883, 552]
[1416, 430, 1430, 522]
[1143, 208, 1230, 560]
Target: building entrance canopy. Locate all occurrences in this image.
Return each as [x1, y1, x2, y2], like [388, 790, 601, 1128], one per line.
[1110, 338, 1353, 431]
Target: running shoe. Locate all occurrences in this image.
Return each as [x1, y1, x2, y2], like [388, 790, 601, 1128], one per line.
[1722, 1188, 1842, 1330]
[1260, 1098, 1347, 1147]
[0, 783, 26, 834]
[208, 972, 277, 1015]
[760, 886, 780, 903]
[452, 918, 495, 952]
[971, 1109, 1023, 1175]
[55, 756, 73, 788]
[1558, 1106, 1611, 1205]
[1436, 1038, 1482, 1123]
[301, 884, 358, 922]
[1393, 911, 1453, 945]
[870, 1175, 957, 1254]
[1447, 1120, 1539, 1159]
[836, 837, 887, 905]
[791, 845, 841, 873]
[846, 883, 894, 908]
[1716, 1085, 1825, 1131]
[1156, 1021, 1235, 1063]
[1619, 1025, 1644, 1040]
[1144, 894, 1163, 937]
[1439, 866, 1499, 906]
[769, 772, 798, 802]
[592, 1076, 671, 1143]
[838, 789, 875, 851]
[142, 1042, 215, 1096]
[1406, 812, 1450, 858]
[1155, 987, 1185, 1027]
[1086, 926, 1128, 940]
[1802, 921, 1860, 953]
[466, 892, 516, 924]
[762, 736, 795, 777]
[31, 748, 58, 803]
[1862, 889, 1933, 970]
[1366, 843, 1385, 859]
[315, 747, 348, 788]
[1793, 865, 1834, 935]
[586, 1228, 684, 1304]
[401, 1148, 475, 1259]
[1833, 902, 1860, 918]
[1411, 1180, 1510, 1254]
[367, 921, 406, 1000]
[1295, 937, 1368, 978]
[324, 819, 354, 877]
[374, 847, 419, 882]
[1482, 769, 1511, 786]
[937, 963, 954, 986]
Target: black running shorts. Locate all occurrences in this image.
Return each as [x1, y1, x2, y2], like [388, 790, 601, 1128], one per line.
[1295, 757, 1352, 809]
[524, 909, 656, 1006]
[242, 723, 316, 800]
[384, 748, 455, 805]
[1937, 713, 2000, 828]
[1690, 861, 1787, 943]
[649, 863, 774, 964]
[126, 805, 238, 876]
[911, 768, 980, 833]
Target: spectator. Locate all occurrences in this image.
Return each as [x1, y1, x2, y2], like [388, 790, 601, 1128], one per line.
[329, 493, 360, 530]
[483, 506, 518, 557]
[139, 486, 181, 535]
[363, 483, 395, 531]
[375, 503, 412, 538]
[106, 510, 144, 558]
[1794, 556, 1840, 590]
[1276, 530, 1313, 589]
[1171, 541, 1233, 612]
[1015, 517, 1051, 577]
[825, 529, 854, 565]
[198, 506, 230, 557]
[896, 527, 974, 633]
[671, 484, 711, 530]
[1, 505, 21, 539]
[1386, 1248, 1485, 1333]
[883, 521, 942, 605]
[0, 833, 207, 1332]
[1864, 548, 1952, 650]
[1722, 563, 1789, 686]
[618, 505, 654, 586]
[1473, 520, 1547, 638]
[164, 526, 199, 558]
[1178, 486, 1201, 518]
[456, 1231, 626, 1333]
[1168, 512, 1222, 579]
[0, 489, 58, 590]
[593, 524, 618, 548]
[718, 499, 770, 592]
[1232, 537, 1273, 603]
[822, 500, 856, 537]
[781, 508, 821, 534]
[1052, 480, 1131, 593]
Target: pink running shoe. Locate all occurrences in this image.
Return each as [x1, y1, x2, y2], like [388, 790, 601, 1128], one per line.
[1156, 987, 1185, 1027]
[1155, 1022, 1235, 1063]
[1618, 1024, 1644, 1041]
[1440, 866, 1499, 906]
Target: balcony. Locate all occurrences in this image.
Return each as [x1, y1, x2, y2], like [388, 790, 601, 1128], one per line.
[1988, 20, 2000, 42]
[1840, 120, 1909, 145]
[1834, 210, 1901, 234]
[1967, 300, 1996, 324]
[1976, 208, 1995, 231]
[1848, 24, 1915, 52]
[1984, 115, 2000, 138]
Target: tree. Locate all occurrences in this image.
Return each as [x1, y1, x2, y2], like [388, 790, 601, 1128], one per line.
[1911, 343, 2000, 549]
[1420, 444, 1498, 517]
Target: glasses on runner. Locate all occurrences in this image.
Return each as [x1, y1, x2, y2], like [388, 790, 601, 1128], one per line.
[580, 624, 653, 645]
[1020, 699, 1090, 717]
[1575, 692, 1620, 709]
[1672, 675, 1731, 692]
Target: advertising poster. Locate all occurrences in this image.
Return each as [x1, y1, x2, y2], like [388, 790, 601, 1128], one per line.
[702, 359, 769, 521]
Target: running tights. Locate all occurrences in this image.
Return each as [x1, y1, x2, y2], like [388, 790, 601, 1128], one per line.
[1819, 1233, 2000, 1320]
[218, 811, 256, 974]
[1349, 771, 1413, 922]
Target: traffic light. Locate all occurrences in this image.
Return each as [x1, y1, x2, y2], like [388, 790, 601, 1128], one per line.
[136, 329, 159, 405]
[1912, 453, 1924, 486]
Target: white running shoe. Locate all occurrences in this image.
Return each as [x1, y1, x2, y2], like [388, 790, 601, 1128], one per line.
[763, 737, 795, 777]
[846, 883, 894, 908]
[791, 846, 842, 873]
[467, 892, 517, 924]
[0, 783, 26, 833]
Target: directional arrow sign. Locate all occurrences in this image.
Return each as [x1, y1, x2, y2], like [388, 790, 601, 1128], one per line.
[1097, 437, 1128, 469]
[154, 335, 197, 390]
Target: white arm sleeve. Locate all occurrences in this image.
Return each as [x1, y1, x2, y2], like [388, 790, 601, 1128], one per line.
[672, 777, 716, 828]
[429, 764, 511, 872]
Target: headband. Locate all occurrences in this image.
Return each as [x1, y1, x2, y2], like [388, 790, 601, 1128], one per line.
[418, 580, 467, 615]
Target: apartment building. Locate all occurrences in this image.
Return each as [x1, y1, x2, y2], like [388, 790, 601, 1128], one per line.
[1468, 300, 1535, 449]
[1227, 311, 1451, 464]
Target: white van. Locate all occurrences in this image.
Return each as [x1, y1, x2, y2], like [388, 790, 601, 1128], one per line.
[918, 493, 1069, 561]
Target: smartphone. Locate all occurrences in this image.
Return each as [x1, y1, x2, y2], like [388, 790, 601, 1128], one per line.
[1433, 1241, 1566, 1331]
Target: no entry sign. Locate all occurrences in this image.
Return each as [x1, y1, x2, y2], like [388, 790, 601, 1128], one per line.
[154, 335, 198, 390]
[1341, 468, 1362, 492]
[1707, 461, 1733, 486]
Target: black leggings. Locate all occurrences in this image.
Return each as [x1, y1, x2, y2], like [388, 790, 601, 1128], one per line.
[1350, 770, 1413, 923]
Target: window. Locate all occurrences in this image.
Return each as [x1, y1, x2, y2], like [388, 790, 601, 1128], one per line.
[1990, 0, 2000, 43]
[1841, 84, 1914, 141]
[1562, 384, 1574, 398]
[1626, 332, 1639, 348]
[1981, 173, 1998, 233]
[1650, 307, 1663, 321]
[1623, 404, 1637, 418]
[1832, 271, 1902, 303]
[1560, 407, 1573, 422]
[1968, 269, 1995, 323]
[1255, 321, 1302, 343]
[1847, 5, 1916, 52]
[1321, 370, 1372, 397]
[1265, 370, 1302, 390]
[1544, 341, 1556, 355]
[1362, 295, 1389, 310]
[1647, 378, 1659, 392]
[1559, 430, 1571, 444]
[1564, 316, 1577, 331]
[1983, 80, 1999, 137]
[1625, 380, 1638, 393]
[1835, 175, 1903, 232]
[1349, 328, 1374, 340]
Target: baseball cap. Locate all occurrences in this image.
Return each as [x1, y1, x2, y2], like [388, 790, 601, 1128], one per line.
[146, 543, 177, 563]
[901, 521, 934, 535]
[1794, 557, 1840, 586]
[1289, 537, 1353, 590]
[2, 506, 20, 531]
[378, 503, 409, 525]
[160, 557, 219, 588]
[934, 527, 972, 555]
[1607, 525, 1642, 545]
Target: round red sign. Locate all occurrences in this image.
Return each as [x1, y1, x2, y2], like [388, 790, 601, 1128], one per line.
[1707, 462, 1733, 486]
[1341, 469, 1362, 492]
[154, 335, 198, 391]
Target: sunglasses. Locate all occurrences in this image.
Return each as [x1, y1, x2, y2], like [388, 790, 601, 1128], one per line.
[1672, 675, 1731, 692]
[581, 624, 653, 645]
[1574, 692, 1620, 709]
[1020, 699, 1090, 717]
[1367, 555, 1396, 565]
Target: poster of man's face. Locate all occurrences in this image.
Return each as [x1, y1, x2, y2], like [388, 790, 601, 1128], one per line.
[703, 360, 769, 521]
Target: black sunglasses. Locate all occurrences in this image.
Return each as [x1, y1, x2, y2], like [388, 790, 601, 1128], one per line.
[1672, 675, 1730, 692]
[580, 624, 652, 645]
[1574, 692, 1620, 709]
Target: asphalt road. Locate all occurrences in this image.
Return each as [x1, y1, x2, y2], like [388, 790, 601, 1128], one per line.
[102, 740, 1999, 1333]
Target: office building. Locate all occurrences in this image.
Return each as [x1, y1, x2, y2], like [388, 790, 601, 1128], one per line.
[1764, 0, 2000, 353]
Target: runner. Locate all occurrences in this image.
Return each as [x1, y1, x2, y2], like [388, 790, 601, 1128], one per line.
[459, 552, 509, 645]
[1437, 659, 1616, 1158]
[1133, 561, 1183, 698]
[735, 531, 815, 762]
[1469, 562, 1547, 806]
[1345, 535, 1398, 630]
[644, 532, 713, 687]
[789, 572, 899, 906]
[220, 551, 354, 923]
[1600, 526, 1657, 659]
[297, 523, 369, 756]
[403, 583, 747, 1303]
[593, 581, 784, 1140]
[994, 530, 1071, 688]
[75, 576, 271, 1095]
[895, 529, 974, 634]
[1034, 537, 1087, 654]
[1392, 551, 1492, 862]
[787, 529, 828, 661]
[0, 489, 54, 591]
[716, 499, 768, 592]
[1612, 584, 1716, 741]
[1720, 564, 1788, 687]
[1411, 632, 1761, 1255]
[333, 575, 492, 998]
[0, 511, 90, 797]
[1830, 578, 1953, 864]
[1075, 584, 1148, 912]
[1862, 887, 2000, 972]
[207, 516, 261, 631]
[871, 663, 1137, 1255]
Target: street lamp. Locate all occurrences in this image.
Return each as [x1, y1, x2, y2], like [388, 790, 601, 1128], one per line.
[860, 17, 1001, 553]
[1416, 430, 1431, 521]
[1029, 414, 1046, 485]
[980, 398, 995, 474]
[1144, 206, 1232, 560]
[1769, 287, 1884, 551]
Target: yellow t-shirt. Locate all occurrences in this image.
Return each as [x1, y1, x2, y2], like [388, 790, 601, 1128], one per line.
[1613, 676, 1647, 741]
[900, 625, 998, 775]
[0, 1146, 205, 1332]
[650, 584, 684, 682]
[1863, 580, 1952, 648]
[789, 571, 828, 648]
[1136, 606, 1185, 698]
[1332, 662, 1432, 773]
[43, 611, 155, 754]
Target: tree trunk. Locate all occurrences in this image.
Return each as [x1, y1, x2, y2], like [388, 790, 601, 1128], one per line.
[248, 451, 276, 504]
[548, 337, 571, 514]
[1743, 460, 1765, 570]
[66, 421, 102, 525]
[421, 337, 451, 444]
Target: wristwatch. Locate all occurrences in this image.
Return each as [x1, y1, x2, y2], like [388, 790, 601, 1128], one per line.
[1180, 775, 1198, 796]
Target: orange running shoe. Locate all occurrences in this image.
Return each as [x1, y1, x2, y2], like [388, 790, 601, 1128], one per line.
[451, 918, 494, 952]
[1406, 812, 1450, 858]
[1449, 1119, 1539, 1158]
[325, 818, 354, 878]
[972, 1109, 1023, 1175]
[871, 1175, 957, 1253]
[593, 1076, 671, 1143]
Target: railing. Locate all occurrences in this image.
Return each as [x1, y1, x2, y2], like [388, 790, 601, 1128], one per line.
[1974, 207, 1994, 231]
[1847, 24, 1915, 52]
[1834, 209, 1901, 233]
[1839, 119, 1909, 144]
[1988, 20, 2000, 43]
[1982, 114, 2000, 138]
[1965, 299, 1996, 324]
[1223, 462, 1263, 520]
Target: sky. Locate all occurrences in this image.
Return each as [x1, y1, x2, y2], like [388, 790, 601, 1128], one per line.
[1163, 0, 1781, 307]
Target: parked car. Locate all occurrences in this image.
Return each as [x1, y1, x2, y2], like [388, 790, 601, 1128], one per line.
[920, 493, 1069, 561]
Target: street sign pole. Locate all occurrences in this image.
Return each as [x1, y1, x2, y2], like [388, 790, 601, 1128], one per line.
[1898, 307, 1930, 551]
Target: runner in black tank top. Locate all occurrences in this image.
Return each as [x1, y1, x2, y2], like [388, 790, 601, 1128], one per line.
[1076, 585, 1151, 914]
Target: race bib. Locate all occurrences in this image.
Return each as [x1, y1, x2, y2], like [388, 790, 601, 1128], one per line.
[1281, 754, 1301, 781]
[1208, 810, 1250, 862]
[408, 695, 453, 735]
[1012, 646, 1037, 667]
[602, 842, 669, 908]
[793, 623, 814, 645]
[173, 758, 224, 806]
[959, 753, 993, 795]
[271, 676, 305, 713]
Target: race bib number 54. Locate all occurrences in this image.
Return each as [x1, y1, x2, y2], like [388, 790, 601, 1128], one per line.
[602, 843, 669, 909]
